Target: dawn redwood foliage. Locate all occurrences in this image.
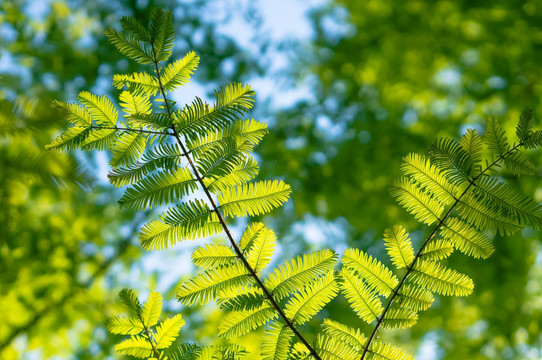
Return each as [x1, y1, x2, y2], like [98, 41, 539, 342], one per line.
[47, 9, 542, 360]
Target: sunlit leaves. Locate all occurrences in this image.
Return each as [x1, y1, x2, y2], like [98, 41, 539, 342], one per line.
[140, 200, 221, 250]
[149, 9, 175, 62]
[77, 91, 117, 126]
[176, 263, 251, 306]
[192, 243, 237, 269]
[395, 284, 434, 312]
[390, 178, 444, 225]
[411, 260, 474, 296]
[174, 83, 255, 137]
[105, 27, 154, 64]
[141, 291, 162, 327]
[284, 271, 339, 325]
[381, 308, 418, 329]
[428, 137, 473, 185]
[441, 217, 494, 259]
[219, 304, 277, 338]
[246, 226, 276, 272]
[119, 91, 152, 116]
[161, 51, 200, 92]
[320, 319, 367, 352]
[339, 267, 383, 324]
[154, 314, 185, 349]
[400, 153, 456, 205]
[486, 118, 510, 156]
[264, 249, 338, 300]
[108, 290, 184, 358]
[218, 180, 291, 217]
[110, 132, 146, 169]
[460, 129, 483, 176]
[342, 248, 398, 297]
[118, 167, 196, 210]
[384, 225, 414, 269]
[260, 323, 294, 360]
[313, 334, 359, 360]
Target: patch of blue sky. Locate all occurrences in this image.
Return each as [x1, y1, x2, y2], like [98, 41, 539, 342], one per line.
[417, 332, 444, 360]
[23, 0, 53, 22]
[0, 52, 33, 93]
[486, 75, 507, 90]
[0, 22, 17, 43]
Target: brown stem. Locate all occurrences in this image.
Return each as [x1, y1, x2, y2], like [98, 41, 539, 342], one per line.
[139, 313, 161, 359]
[360, 142, 524, 360]
[150, 48, 322, 360]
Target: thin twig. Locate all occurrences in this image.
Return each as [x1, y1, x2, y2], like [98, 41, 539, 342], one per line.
[90, 125, 173, 136]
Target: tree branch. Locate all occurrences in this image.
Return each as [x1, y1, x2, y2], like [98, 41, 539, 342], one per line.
[360, 142, 524, 360]
[150, 48, 322, 360]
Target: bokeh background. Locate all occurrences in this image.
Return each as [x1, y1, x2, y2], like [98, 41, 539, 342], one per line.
[1, 0, 542, 359]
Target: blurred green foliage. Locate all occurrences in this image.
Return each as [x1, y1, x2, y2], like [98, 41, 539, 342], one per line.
[1, 0, 542, 359]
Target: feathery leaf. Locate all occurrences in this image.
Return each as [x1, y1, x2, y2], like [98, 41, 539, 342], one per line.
[411, 259, 474, 296]
[119, 289, 143, 317]
[342, 248, 398, 297]
[110, 131, 146, 169]
[366, 342, 414, 360]
[119, 90, 152, 116]
[77, 91, 117, 126]
[260, 323, 294, 360]
[192, 243, 237, 269]
[395, 284, 434, 312]
[246, 226, 276, 272]
[113, 72, 160, 96]
[177, 263, 251, 306]
[441, 217, 494, 259]
[284, 271, 339, 325]
[420, 239, 454, 261]
[384, 225, 414, 269]
[149, 9, 175, 62]
[140, 200, 221, 250]
[161, 51, 200, 92]
[428, 137, 473, 184]
[107, 316, 144, 335]
[460, 129, 483, 176]
[321, 319, 367, 352]
[219, 304, 277, 338]
[381, 308, 418, 329]
[141, 291, 162, 328]
[108, 143, 183, 187]
[390, 177, 444, 226]
[118, 167, 196, 210]
[218, 180, 291, 218]
[174, 83, 255, 137]
[265, 249, 338, 300]
[401, 153, 456, 205]
[115, 335, 153, 358]
[313, 334, 359, 360]
[486, 118, 510, 156]
[155, 314, 185, 349]
[340, 267, 383, 324]
[105, 26, 154, 64]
